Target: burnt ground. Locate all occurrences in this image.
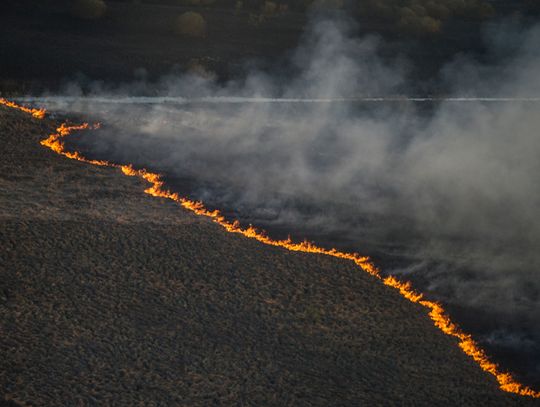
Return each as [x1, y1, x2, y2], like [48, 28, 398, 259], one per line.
[0, 104, 537, 404]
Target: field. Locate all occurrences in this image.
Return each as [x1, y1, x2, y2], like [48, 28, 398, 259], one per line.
[3, 0, 527, 94]
[2, 0, 540, 404]
[0, 108, 527, 405]
[1, 105, 535, 404]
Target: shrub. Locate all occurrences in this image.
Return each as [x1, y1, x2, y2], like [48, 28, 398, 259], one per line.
[262, 1, 278, 15]
[187, 58, 216, 79]
[175, 12, 207, 38]
[356, 0, 494, 31]
[71, 0, 107, 20]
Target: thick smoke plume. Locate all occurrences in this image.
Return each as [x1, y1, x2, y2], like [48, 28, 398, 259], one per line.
[34, 17, 540, 383]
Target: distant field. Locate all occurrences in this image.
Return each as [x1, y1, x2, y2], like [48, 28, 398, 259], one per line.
[3, 0, 536, 94]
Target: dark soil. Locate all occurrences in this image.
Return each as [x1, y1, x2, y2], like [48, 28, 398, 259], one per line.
[0, 103, 535, 404]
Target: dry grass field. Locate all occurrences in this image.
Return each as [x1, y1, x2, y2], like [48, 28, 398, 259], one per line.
[0, 106, 535, 404]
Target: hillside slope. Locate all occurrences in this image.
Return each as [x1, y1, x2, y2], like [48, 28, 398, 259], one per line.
[0, 106, 533, 405]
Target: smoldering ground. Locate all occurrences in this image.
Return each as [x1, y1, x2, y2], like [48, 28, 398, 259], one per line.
[31, 18, 540, 386]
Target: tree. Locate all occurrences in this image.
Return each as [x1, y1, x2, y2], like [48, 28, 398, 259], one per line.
[175, 11, 207, 38]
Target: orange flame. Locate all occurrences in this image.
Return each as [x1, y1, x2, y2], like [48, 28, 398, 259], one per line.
[4, 99, 539, 398]
[0, 97, 46, 119]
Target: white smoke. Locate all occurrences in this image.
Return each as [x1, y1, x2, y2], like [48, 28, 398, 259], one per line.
[27, 17, 540, 383]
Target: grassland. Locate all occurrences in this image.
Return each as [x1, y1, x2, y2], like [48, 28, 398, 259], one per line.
[0, 104, 536, 404]
[3, 0, 529, 95]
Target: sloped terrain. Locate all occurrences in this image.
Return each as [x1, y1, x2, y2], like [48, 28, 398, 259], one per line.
[0, 106, 534, 405]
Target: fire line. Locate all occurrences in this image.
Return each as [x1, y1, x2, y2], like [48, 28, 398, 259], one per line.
[2, 98, 539, 399]
[0, 97, 46, 119]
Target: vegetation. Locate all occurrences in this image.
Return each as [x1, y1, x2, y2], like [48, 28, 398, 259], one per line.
[0, 105, 529, 405]
[10, 0, 499, 35]
[161, 0, 496, 35]
[174, 11, 207, 37]
[355, 0, 495, 34]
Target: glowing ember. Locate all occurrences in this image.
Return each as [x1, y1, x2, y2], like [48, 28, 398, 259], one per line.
[3, 98, 539, 398]
[0, 97, 46, 119]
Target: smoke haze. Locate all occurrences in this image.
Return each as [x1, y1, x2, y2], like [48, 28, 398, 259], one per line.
[34, 17, 540, 385]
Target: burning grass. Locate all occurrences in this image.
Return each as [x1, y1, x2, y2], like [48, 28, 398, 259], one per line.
[37, 101, 540, 400]
[0, 99, 538, 404]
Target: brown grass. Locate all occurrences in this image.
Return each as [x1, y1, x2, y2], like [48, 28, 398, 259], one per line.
[175, 11, 207, 38]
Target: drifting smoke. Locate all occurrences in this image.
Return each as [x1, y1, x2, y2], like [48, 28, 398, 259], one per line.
[31, 17, 540, 384]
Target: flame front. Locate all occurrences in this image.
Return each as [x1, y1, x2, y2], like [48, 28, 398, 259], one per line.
[3, 99, 539, 398]
[0, 97, 46, 119]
